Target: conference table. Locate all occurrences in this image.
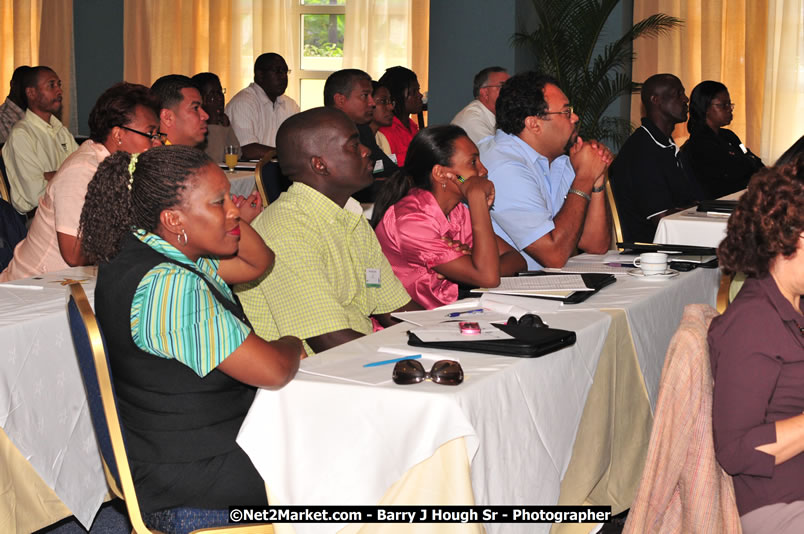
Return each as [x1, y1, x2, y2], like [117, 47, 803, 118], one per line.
[652, 191, 742, 247]
[237, 261, 721, 534]
[0, 260, 719, 534]
[0, 267, 105, 533]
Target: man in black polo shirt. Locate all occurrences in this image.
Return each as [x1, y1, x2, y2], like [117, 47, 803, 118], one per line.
[609, 74, 703, 243]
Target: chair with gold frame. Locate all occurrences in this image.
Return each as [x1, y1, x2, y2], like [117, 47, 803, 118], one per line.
[253, 149, 292, 209]
[0, 154, 11, 203]
[716, 271, 733, 314]
[253, 154, 271, 208]
[66, 283, 272, 534]
[605, 176, 624, 250]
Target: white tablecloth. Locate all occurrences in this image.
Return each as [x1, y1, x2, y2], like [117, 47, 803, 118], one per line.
[227, 169, 256, 197]
[238, 309, 612, 534]
[237, 262, 720, 534]
[652, 190, 743, 247]
[652, 209, 729, 247]
[0, 267, 105, 529]
[571, 264, 720, 409]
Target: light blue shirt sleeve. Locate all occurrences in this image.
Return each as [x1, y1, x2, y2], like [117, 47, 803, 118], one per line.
[489, 158, 556, 253]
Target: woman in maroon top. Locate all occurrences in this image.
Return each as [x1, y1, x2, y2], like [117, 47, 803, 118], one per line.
[709, 159, 804, 534]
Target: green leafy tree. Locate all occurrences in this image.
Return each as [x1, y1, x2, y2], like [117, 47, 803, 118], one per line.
[304, 14, 344, 57]
[512, 0, 682, 149]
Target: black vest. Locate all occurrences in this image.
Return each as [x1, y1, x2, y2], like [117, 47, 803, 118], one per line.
[95, 234, 258, 510]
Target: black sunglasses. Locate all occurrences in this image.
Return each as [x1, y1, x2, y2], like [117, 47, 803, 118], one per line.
[506, 313, 547, 328]
[393, 359, 464, 386]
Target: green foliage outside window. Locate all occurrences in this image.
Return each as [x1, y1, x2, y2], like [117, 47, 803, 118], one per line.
[303, 14, 344, 57]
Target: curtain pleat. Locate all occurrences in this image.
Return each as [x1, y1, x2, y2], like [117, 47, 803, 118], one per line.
[122, 0, 429, 108]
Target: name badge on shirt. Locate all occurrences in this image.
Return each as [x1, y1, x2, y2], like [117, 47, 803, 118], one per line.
[366, 268, 381, 288]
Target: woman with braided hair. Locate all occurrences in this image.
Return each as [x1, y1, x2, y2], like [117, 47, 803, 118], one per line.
[79, 145, 304, 514]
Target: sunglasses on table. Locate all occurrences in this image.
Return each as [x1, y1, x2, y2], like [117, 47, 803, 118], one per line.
[392, 359, 464, 386]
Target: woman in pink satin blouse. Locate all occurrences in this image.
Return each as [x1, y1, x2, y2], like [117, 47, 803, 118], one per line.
[371, 125, 525, 309]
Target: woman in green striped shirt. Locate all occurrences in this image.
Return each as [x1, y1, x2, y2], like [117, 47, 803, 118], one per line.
[79, 145, 304, 515]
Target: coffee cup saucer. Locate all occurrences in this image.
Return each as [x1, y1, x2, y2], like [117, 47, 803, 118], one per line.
[627, 268, 680, 280]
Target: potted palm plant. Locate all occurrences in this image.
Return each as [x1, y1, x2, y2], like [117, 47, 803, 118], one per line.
[512, 0, 682, 149]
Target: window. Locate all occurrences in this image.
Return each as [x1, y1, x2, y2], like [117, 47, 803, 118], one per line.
[298, 0, 346, 110]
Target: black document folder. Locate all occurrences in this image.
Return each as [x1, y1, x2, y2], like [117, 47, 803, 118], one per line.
[407, 324, 576, 358]
[696, 199, 738, 214]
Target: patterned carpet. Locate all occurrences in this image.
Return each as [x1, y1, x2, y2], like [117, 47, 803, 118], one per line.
[35, 500, 130, 534]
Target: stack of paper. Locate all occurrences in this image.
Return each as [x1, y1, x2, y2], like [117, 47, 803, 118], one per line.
[476, 275, 592, 298]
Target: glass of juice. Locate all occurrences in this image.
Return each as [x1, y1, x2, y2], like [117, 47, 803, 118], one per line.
[225, 146, 238, 173]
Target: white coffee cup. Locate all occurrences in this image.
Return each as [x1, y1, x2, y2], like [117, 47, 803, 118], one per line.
[633, 252, 668, 275]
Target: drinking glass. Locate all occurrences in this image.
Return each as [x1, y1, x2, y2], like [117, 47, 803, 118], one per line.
[225, 146, 238, 173]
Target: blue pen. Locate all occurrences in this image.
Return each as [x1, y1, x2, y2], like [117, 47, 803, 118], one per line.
[446, 308, 484, 318]
[363, 355, 422, 368]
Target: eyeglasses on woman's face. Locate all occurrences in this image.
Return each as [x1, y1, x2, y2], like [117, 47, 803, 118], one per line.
[711, 101, 735, 111]
[119, 125, 167, 144]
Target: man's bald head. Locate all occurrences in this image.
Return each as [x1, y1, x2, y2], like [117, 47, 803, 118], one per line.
[277, 107, 346, 179]
[641, 73, 688, 127]
[276, 106, 373, 204]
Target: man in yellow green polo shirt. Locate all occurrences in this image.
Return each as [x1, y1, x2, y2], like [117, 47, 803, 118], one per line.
[236, 107, 419, 355]
[2, 66, 78, 214]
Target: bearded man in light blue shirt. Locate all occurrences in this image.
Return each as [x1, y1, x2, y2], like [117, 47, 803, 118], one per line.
[478, 72, 612, 270]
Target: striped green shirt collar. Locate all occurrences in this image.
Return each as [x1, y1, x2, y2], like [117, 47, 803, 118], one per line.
[134, 229, 218, 277]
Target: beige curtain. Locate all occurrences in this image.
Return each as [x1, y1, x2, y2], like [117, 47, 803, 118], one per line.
[632, 0, 802, 162]
[123, 0, 428, 106]
[410, 0, 428, 93]
[0, 0, 75, 132]
[40, 0, 75, 132]
[250, 0, 300, 101]
[760, 0, 804, 163]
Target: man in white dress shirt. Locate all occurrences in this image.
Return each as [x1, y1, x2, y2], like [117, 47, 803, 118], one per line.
[225, 53, 300, 161]
[451, 66, 509, 145]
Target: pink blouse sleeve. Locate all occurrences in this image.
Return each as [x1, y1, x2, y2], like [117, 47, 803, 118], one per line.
[392, 211, 465, 270]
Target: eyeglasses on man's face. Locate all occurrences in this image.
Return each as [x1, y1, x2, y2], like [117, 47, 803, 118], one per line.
[119, 126, 167, 143]
[263, 68, 291, 76]
[539, 105, 574, 120]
